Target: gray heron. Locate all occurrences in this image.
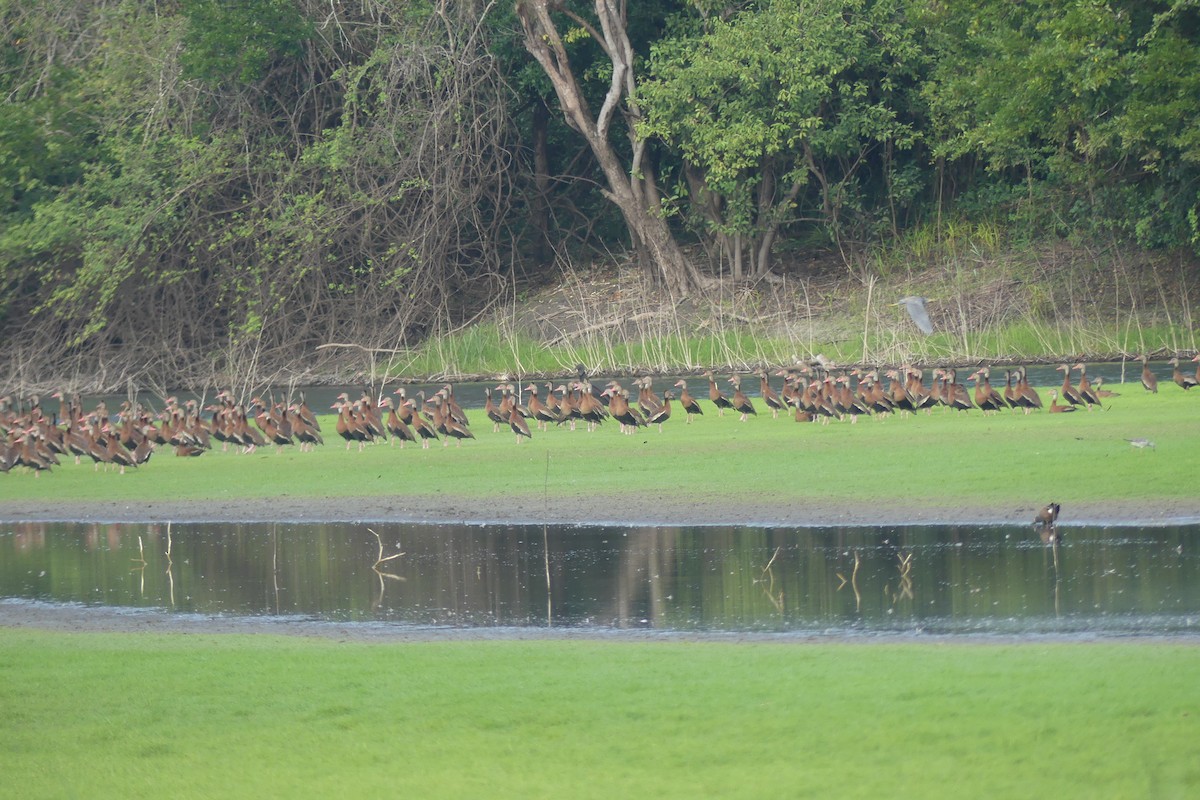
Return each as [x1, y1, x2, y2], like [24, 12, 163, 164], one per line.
[895, 296, 933, 335]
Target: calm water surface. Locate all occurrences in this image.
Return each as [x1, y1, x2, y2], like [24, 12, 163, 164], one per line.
[2, 522, 1197, 637]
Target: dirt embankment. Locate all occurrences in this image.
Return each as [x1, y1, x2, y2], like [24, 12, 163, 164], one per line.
[2, 494, 1198, 527]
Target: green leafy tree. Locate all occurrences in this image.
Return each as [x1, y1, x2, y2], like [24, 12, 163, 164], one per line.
[179, 0, 312, 85]
[922, 0, 1200, 249]
[639, 0, 928, 276]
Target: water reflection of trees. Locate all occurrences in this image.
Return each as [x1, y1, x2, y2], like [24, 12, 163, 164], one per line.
[1, 523, 1197, 632]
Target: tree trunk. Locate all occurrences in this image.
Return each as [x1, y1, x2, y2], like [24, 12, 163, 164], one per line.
[515, 0, 702, 297]
[531, 101, 553, 266]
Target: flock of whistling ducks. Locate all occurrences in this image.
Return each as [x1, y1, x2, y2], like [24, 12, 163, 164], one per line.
[2, 355, 1196, 477]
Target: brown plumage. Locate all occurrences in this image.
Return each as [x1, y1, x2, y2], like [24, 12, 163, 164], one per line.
[1140, 355, 1158, 393]
[604, 386, 646, 434]
[644, 391, 673, 432]
[673, 379, 703, 423]
[1048, 389, 1076, 413]
[484, 387, 506, 433]
[727, 375, 756, 421]
[1033, 502, 1061, 544]
[757, 369, 786, 419]
[704, 370, 734, 416]
[408, 397, 439, 449]
[1170, 357, 1198, 390]
[508, 404, 532, 444]
[524, 383, 559, 431]
[1056, 364, 1085, 408]
[379, 397, 417, 447]
[1014, 367, 1043, 414]
[577, 382, 607, 431]
[970, 368, 1006, 415]
[1074, 363, 1102, 409]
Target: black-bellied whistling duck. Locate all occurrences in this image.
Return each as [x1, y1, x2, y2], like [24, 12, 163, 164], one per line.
[508, 404, 531, 444]
[833, 375, 867, 423]
[1048, 390, 1076, 413]
[1140, 355, 1158, 393]
[970, 369, 1006, 415]
[392, 388, 415, 425]
[131, 428, 156, 465]
[884, 369, 913, 414]
[288, 406, 324, 451]
[1014, 367, 1042, 414]
[776, 369, 802, 410]
[860, 370, 894, 416]
[379, 397, 416, 447]
[673, 379, 702, 423]
[333, 399, 369, 451]
[728, 375, 756, 421]
[433, 396, 475, 447]
[603, 386, 645, 434]
[358, 391, 386, 440]
[1001, 370, 1019, 411]
[1170, 357, 1198, 390]
[635, 377, 661, 417]
[1092, 376, 1119, 398]
[235, 406, 267, 452]
[1033, 502, 1061, 544]
[757, 369, 785, 419]
[484, 387, 506, 433]
[941, 369, 973, 411]
[104, 425, 138, 474]
[84, 419, 109, 470]
[577, 382, 606, 431]
[1055, 364, 1085, 408]
[441, 384, 469, 427]
[806, 377, 835, 424]
[1074, 363, 1102, 409]
[0, 432, 16, 473]
[1193, 354, 1200, 385]
[929, 369, 948, 407]
[16, 428, 53, 477]
[251, 397, 293, 452]
[524, 383, 558, 431]
[175, 443, 206, 457]
[556, 384, 580, 429]
[903, 367, 935, 413]
[407, 398, 439, 448]
[645, 391, 673, 432]
[542, 382, 561, 420]
[63, 420, 91, 465]
[180, 401, 211, 450]
[297, 392, 320, 432]
[704, 370, 733, 416]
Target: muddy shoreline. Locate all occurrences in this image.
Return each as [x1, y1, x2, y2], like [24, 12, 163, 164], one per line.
[3, 495, 1200, 527]
[3, 599, 1195, 644]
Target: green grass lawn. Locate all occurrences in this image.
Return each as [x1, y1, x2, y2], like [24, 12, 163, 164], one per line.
[1, 630, 1196, 799]
[2, 381, 1198, 517]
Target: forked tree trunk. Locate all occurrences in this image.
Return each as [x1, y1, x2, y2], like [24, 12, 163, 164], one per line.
[516, 0, 702, 298]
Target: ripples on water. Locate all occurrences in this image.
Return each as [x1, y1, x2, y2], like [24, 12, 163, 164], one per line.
[2, 522, 1197, 638]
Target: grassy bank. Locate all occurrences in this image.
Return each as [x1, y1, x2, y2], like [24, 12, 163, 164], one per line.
[2, 382, 1198, 520]
[1, 629, 1196, 799]
[393, 319, 1198, 381]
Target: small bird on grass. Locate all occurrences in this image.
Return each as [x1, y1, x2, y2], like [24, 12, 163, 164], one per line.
[1125, 438, 1156, 450]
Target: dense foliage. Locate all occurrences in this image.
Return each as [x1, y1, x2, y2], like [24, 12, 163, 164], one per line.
[1, 0, 1198, 387]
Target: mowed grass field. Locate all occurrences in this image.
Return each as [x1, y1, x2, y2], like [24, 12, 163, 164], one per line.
[1, 630, 1197, 799]
[1, 380, 1198, 518]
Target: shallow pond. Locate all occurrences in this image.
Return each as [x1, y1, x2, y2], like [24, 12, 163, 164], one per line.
[2, 522, 1197, 637]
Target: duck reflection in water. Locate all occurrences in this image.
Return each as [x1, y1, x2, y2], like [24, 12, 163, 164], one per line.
[1033, 502, 1061, 544]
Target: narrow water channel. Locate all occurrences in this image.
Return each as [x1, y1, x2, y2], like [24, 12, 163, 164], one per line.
[2, 522, 1197, 636]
